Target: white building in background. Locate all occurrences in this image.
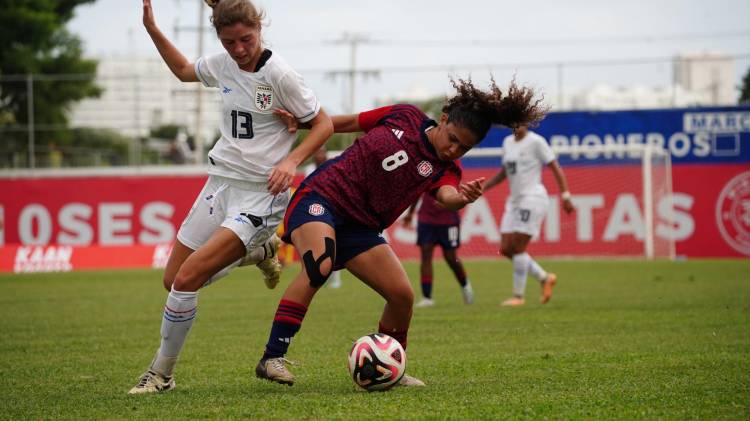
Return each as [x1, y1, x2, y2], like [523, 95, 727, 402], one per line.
[567, 84, 708, 110]
[68, 56, 221, 141]
[673, 52, 735, 105]
[567, 52, 736, 111]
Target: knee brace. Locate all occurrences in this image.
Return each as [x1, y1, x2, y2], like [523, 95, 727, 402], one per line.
[302, 237, 336, 288]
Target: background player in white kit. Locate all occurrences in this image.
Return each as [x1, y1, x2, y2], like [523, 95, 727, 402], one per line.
[483, 125, 574, 306]
[129, 0, 333, 394]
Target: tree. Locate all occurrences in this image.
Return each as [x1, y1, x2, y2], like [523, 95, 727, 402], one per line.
[740, 67, 750, 104]
[0, 0, 101, 167]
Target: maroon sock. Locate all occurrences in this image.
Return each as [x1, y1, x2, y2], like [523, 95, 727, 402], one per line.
[379, 322, 408, 350]
[263, 299, 308, 359]
[420, 275, 433, 299]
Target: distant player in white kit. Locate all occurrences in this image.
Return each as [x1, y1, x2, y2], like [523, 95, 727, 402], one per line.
[483, 125, 574, 306]
[129, 0, 333, 394]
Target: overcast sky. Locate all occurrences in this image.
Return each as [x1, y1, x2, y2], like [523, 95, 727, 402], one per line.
[69, 0, 750, 114]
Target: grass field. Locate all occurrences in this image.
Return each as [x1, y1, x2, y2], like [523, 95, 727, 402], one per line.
[1, 259, 749, 420]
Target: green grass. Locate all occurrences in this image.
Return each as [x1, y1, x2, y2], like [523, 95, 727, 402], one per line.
[1, 259, 749, 420]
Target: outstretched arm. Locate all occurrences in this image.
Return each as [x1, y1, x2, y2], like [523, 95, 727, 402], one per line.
[143, 0, 198, 82]
[330, 114, 361, 133]
[482, 167, 506, 192]
[434, 178, 485, 211]
[267, 109, 334, 194]
[548, 160, 574, 214]
[274, 110, 361, 134]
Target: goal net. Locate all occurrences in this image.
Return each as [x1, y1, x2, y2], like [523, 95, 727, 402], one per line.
[450, 143, 675, 259]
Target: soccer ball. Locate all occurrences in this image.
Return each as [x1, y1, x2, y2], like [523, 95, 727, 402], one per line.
[347, 333, 406, 391]
[204, 0, 219, 8]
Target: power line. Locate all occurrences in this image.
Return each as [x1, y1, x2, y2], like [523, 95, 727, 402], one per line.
[278, 30, 750, 49]
[372, 30, 750, 47]
[294, 53, 750, 76]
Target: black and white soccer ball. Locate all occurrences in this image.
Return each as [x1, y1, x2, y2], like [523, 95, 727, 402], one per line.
[347, 333, 406, 391]
[204, 0, 219, 8]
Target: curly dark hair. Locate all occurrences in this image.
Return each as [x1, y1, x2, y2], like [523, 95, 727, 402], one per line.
[442, 77, 548, 140]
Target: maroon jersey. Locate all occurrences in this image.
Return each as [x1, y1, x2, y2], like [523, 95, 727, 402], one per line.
[304, 104, 462, 230]
[417, 192, 460, 226]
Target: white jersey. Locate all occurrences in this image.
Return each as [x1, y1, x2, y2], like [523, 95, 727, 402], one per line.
[501, 130, 556, 200]
[195, 50, 321, 182]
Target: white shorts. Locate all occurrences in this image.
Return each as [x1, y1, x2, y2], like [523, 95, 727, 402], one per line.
[499, 196, 549, 237]
[177, 175, 291, 252]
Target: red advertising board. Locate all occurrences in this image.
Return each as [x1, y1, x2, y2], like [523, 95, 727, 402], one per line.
[386, 165, 750, 260]
[1, 164, 748, 273]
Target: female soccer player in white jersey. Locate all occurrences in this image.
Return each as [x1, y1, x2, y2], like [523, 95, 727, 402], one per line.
[483, 125, 574, 306]
[129, 0, 333, 394]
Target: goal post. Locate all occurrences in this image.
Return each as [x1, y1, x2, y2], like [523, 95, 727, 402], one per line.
[459, 143, 675, 259]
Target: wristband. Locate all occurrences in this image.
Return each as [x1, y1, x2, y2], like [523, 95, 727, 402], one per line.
[561, 191, 571, 201]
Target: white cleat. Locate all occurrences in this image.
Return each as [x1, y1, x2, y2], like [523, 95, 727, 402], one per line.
[255, 357, 295, 386]
[254, 235, 282, 289]
[461, 282, 474, 305]
[397, 373, 426, 387]
[257, 256, 282, 289]
[415, 298, 435, 308]
[128, 370, 175, 394]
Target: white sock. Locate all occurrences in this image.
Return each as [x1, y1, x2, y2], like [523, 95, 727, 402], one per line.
[204, 233, 278, 288]
[526, 254, 548, 283]
[512, 253, 530, 297]
[151, 287, 198, 377]
[241, 235, 279, 267]
[203, 257, 241, 287]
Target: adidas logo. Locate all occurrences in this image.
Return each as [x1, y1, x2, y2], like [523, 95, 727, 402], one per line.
[391, 129, 404, 139]
[278, 337, 291, 343]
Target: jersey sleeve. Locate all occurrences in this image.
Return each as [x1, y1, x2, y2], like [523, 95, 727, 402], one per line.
[535, 135, 556, 164]
[277, 70, 321, 123]
[429, 164, 462, 195]
[358, 106, 395, 132]
[194, 52, 223, 88]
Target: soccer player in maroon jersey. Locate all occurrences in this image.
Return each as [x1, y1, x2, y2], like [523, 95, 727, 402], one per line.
[255, 78, 547, 387]
[403, 192, 474, 308]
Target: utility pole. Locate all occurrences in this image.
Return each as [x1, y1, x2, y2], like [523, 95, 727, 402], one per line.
[128, 27, 141, 166]
[194, 1, 205, 164]
[556, 62, 564, 110]
[26, 74, 35, 170]
[328, 33, 379, 112]
[174, 0, 209, 164]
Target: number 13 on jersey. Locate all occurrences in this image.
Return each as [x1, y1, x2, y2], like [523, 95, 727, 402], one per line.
[230, 110, 254, 139]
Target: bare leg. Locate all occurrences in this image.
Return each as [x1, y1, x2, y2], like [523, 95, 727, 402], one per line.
[442, 248, 467, 286]
[346, 245, 414, 338]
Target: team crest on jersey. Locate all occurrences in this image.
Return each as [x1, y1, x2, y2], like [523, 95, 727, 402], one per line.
[716, 171, 750, 255]
[417, 160, 433, 177]
[309, 203, 325, 216]
[255, 85, 274, 111]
